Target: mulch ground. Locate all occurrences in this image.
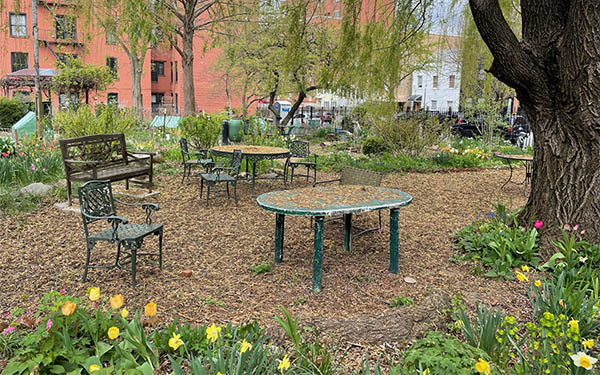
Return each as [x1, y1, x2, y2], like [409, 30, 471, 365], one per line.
[0, 166, 532, 370]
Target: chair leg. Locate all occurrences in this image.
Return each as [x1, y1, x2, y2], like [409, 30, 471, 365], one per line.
[234, 181, 238, 204]
[206, 185, 210, 207]
[313, 166, 317, 185]
[378, 210, 382, 230]
[158, 230, 163, 270]
[182, 165, 187, 184]
[200, 177, 204, 198]
[115, 242, 122, 267]
[306, 166, 309, 181]
[131, 248, 137, 290]
[82, 241, 93, 282]
[291, 166, 295, 183]
[226, 181, 230, 198]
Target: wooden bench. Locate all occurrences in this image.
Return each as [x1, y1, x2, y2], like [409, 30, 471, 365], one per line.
[59, 133, 154, 205]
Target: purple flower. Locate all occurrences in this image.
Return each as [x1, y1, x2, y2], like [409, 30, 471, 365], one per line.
[46, 319, 53, 330]
[2, 326, 16, 335]
[60, 289, 66, 296]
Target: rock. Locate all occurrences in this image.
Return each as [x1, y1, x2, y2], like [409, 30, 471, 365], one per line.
[181, 270, 192, 278]
[54, 179, 67, 189]
[20, 182, 53, 196]
[404, 276, 417, 284]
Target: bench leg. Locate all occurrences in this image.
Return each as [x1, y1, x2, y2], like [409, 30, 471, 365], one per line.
[126, 178, 129, 190]
[312, 216, 324, 292]
[67, 179, 72, 206]
[148, 172, 153, 192]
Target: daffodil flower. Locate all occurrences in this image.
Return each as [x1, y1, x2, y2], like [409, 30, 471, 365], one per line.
[475, 358, 490, 375]
[206, 323, 221, 342]
[278, 354, 291, 372]
[240, 339, 253, 353]
[571, 352, 598, 370]
[169, 332, 184, 350]
[515, 271, 528, 282]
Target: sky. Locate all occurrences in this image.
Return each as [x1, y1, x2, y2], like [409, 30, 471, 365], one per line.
[430, 0, 465, 36]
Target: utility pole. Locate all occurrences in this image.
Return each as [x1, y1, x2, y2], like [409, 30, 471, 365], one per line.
[32, 0, 42, 138]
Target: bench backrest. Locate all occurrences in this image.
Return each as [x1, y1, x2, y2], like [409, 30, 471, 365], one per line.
[339, 167, 383, 187]
[59, 133, 128, 170]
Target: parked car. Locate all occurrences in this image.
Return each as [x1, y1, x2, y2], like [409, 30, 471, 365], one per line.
[451, 118, 482, 138]
[320, 112, 333, 124]
[503, 116, 531, 144]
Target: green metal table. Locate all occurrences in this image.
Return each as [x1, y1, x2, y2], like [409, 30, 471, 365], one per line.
[211, 145, 290, 189]
[257, 185, 413, 291]
[496, 153, 534, 189]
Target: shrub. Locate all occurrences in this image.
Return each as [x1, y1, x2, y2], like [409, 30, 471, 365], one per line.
[0, 136, 16, 156]
[0, 97, 28, 130]
[179, 113, 222, 149]
[362, 137, 389, 155]
[53, 105, 141, 138]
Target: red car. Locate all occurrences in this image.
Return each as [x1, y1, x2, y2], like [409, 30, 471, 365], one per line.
[320, 112, 333, 124]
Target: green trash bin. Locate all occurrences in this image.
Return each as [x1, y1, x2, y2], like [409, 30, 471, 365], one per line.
[228, 119, 243, 142]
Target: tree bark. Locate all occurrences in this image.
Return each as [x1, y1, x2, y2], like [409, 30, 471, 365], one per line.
[470, 0, 600, 242]
[182, 32, 196, 116]
[129, 55, 143, 117]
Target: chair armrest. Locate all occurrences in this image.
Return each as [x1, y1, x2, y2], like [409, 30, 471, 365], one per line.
[114, 199, 159, 224]
[127, 151, 155, 165]
[81, 211, 129, 224]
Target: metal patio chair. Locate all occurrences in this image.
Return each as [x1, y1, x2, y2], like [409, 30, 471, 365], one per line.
[180, 138, 214, 184]
[200, 149, 243, 206]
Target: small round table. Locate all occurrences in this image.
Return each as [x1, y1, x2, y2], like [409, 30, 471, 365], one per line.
[211, 145, 290, 189]
[496, 154, 534, 189]
[257, 185, 413, 291]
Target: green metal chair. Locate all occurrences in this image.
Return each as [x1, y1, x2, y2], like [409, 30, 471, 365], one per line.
[180, 138, 214, 184]
[78, 180, 163, 289]
[312, 166, 384, 236]
[200, 149, 242, 206]
[286, 140, 318, 185]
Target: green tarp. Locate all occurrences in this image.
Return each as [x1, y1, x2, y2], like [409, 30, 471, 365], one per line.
[11, 111, 36, 137]
[150, 115, 181, 129]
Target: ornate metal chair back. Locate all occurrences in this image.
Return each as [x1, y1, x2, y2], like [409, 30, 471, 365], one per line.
[230, 149, 243, 175]
[289, 140, 310, 158]
[180, 138, 191, 162]
[78, 180, 116, 236]
[340, 167, 383, 187]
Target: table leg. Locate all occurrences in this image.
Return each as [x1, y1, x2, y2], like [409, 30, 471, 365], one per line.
[312, 216, 324, 292]
[275, 213, 285, 263]
[389, 208, 399, 274]
[252, 160, 257, 190]
[344, 213, 352, 252]
[501, 160, 513, 189]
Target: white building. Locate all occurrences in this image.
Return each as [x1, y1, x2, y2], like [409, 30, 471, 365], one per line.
[408, 49, 461, 112]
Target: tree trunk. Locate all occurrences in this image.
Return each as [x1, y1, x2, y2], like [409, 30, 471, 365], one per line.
[469, 0, 600, 242]
[129, 56, 143, 117]
[182, 32, 196, 116]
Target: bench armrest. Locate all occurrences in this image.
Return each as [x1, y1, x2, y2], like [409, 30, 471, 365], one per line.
[114, 198, 159, 224]
[126, 150, 157, 156]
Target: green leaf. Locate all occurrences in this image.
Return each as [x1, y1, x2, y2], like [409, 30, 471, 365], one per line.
[0, 360, 30, 375]
[49, 365, 66, 374]
[95, 342, 113, 358]
[136, 362, 154, 375]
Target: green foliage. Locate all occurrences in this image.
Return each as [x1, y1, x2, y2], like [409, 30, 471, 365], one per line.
[389, 296, 413, 307]
[179, 113, 223, 149]
[391, 331, 493, 375]
[362, 137, 389, 155]
[0, 137, 63, 188]
[0, 136, 16, 155]
[454, 203, 540, 279]
[250, 263, 273, 276]
[52, 57, 114, 102]
[0, 97, 28, 129]
[53, 105, 142, 138]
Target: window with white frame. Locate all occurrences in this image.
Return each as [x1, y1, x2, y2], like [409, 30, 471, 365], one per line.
[431, 100, 437, 110]
[449, 75, 456, 88]
[10, 13, 27, 37]
[417, 75, 423, 88]
[433, 75, 438, 88]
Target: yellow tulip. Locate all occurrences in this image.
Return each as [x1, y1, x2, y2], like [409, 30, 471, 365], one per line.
[61, 301, 76, 316]
[108, 326, 120, 340]
[145, 302, 157, 317]
[583, 339, 595, 349]
[120, 308, 129, 318]
[89, 364, 101, 373]
[206, 323, 221, 343]
[109, 294, 123, 309]
[88, 287, 100, 301]
[169, 332, 184, 350]
[521, 265, 530, 272]
[534, 280, 542, 287]
[240, 339, 252, 353]
[475, 358, 490, 375]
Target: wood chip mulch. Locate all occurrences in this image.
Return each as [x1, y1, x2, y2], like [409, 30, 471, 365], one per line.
[0, 166, 532, 369]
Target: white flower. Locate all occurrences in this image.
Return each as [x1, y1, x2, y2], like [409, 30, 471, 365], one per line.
[580, 256, 588, 264]
[571, 352, 598, 370]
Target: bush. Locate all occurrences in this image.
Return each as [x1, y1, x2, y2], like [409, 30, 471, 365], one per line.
[0, 136, 16, 156]
[362, 137, 389, 155]
[53, 105, 142, 138]
[179, 113, 222, 149]
[0, 97, 27, 130]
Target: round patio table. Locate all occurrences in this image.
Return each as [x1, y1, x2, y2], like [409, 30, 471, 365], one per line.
[211, 145, 290, 189]
[496, 154, 534, 189]
[257, 185, 413, 291]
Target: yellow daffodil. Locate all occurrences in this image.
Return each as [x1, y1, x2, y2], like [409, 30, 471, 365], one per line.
[169, 332, 184, 350]
[583, 339, 595, 349]
[475, 358, 491, 375]
[120, 308, 129, 318]
[145, 302, 157, 317]
[108, 326, 120, 340]
[571, 352, 598, 370]
[88, 287, 100, 301]
[240, 339, 253, 353]
[516, 271, 528, 282]
[521, 265, 530, 272]
[278, 354, 291, 372]
[422, 369, 430, 375]
[89, 364, 101, 373]
[109, 294, 123, 309]
[569, 320, 580, 330]
[61, 300, 76, 316]
[216, 373, 223, 375]
[534, 280, 542, 287]
[206, 323, 221, 342]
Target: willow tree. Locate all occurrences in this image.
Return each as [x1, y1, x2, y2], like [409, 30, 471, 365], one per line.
[470, 0, 600, 240]
[53, 58, 114, 105]
[75, 0, 156, 116]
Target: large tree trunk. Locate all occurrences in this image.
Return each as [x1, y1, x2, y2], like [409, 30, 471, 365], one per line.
[469, 0, 600, 242]
[129, 55, 143, 117]
[182, 32, 196, 116]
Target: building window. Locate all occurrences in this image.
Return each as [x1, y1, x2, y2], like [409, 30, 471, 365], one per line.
[151, 93, 164, 113]
[430, 100, 437, 110]
[106, 57, 118, 77]
[170, 62, 173, 82]
[334, 9, 340, 18]
[175, 62, 178, 82]
[447, 101, 454, 111]
[10, 52, 28, 72]
[175, 93, 178, 113]
[151, 61, 164, 82]
[107, 93, 118, 105]
[449, 75, 456, 88]
[417, 75, 423, 88]
[13, 91, 30, 100]
[59, 93, 78, 109]
[433, 75, 438, 88]
[10, 13, 27, 37]
[55, 15, 77, 40]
